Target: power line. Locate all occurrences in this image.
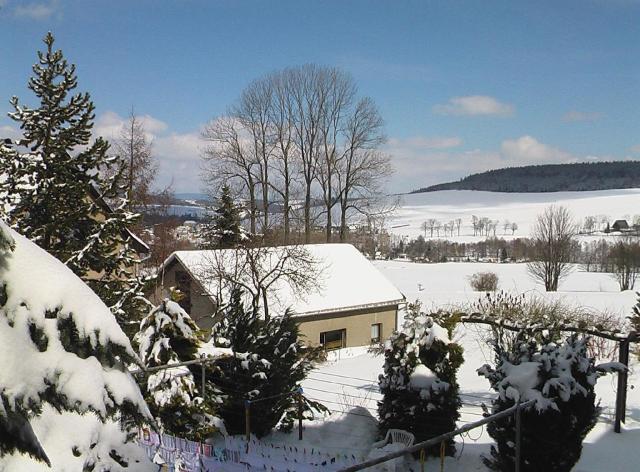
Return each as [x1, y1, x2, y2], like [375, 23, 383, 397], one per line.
[310, 371, 379, 384]
[304, 386, 382, 401]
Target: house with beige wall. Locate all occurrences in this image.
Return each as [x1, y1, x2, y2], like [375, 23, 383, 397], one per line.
[158, 244, 405, 348]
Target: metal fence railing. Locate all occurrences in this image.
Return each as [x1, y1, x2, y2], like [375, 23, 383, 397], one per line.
[338, 399, 536, 472]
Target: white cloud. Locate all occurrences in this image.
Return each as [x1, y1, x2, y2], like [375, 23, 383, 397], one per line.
[94, 111, 168, 142]
[629, 144, 640, 154]
[500, 135, 573, 164]
[0, 125, 20, 141]
[562, 110, 603, 122]
[94, 111, 200, 193]
[13, 1, 58, 20]
[386, 136, 462, 150]
[432, 95, 514, 117]
[386, 134, 578, 192]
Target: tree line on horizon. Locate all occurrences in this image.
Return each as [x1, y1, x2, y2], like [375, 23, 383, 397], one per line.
[412, 161, 640, 193]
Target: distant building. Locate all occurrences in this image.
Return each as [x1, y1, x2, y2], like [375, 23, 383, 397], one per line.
[157, 244, 405, 349]
[612, 220, 630, 232]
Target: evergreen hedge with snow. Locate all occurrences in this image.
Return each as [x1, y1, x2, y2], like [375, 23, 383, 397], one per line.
[478, 330, 621, 472]
[209, 289, 326, 437]
[135, 298, 223, 441]
[0, 221, 152, 471]
[378, 302, 463, 456]
[0, 32, 149, 340]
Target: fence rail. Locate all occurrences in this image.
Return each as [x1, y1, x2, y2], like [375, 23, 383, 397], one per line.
[338, 399, 536, 472]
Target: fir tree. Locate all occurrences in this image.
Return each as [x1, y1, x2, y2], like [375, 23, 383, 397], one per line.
[378, 302, 463, 457]
[478, 331, 606, 471]
[134, 298, 222, 441]
[630, 293, 640, 334]
[0, 221, 151, 470]
[209, 289, 326, 437]
[0, 32, 149, 339]
[202, 185, 248, 249]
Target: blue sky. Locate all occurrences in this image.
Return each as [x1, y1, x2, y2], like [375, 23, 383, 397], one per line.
[1, 0, 639, 193]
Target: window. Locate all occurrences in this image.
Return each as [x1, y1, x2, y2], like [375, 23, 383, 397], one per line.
[320, 329, 346, 350]
[175, 270, 192, 313]
[371, 323, 382, 343]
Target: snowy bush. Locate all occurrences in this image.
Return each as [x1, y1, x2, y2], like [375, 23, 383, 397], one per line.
[209, 289, 326, 437]
[478, 331, 621, 471]
[468, 271, 499, 291]
[135, 299, 223, 441]
[470, 292, 625, 360]
[0, 222, 152, 471]
[378, 302, 463, 457]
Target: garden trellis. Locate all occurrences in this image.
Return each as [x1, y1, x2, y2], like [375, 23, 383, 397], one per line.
[454, 311, 637, 434]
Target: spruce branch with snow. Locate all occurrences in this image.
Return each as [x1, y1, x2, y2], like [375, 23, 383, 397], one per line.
[209, 289, 326, 437]
[0, 32, 150, 340]
[478, 329, 621, 472]
[0, 221, 152, 471]
[134, 299, 222, 441]
[377, 301, 463, 457]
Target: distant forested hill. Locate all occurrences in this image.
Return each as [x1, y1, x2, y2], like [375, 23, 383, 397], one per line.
[411, 161, 640, 193]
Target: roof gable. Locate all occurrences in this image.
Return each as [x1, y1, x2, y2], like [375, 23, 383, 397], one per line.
[162, 244, 405, 316]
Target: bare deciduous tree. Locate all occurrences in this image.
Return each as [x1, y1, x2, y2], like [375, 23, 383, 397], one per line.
[113, 110, 158, 209]
[197, 245, 323, 321]
[201, 64, 391, 245]
[609, 238, 640, 291]
[201, 116, 259, 234]
[234, 77, 276, 234]
[527, 205, 577, 291]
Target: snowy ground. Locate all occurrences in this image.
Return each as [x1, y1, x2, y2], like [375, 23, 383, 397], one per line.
[260, 261, 640, 471]
[389, 189, 640, 241]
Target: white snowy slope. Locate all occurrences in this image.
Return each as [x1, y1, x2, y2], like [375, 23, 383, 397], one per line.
[390, 188, 640, 239]
[0, 222, 152, 471]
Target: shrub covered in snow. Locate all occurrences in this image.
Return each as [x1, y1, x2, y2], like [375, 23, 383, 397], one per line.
[209, 289, 326, 437]
[478, 331, 620, 471]
[0, 222, 152, 471]
[378, 302, 463, 457]
[135, 299, 223, 441]
[468, 271, 499, 291]
[630, 293, 640, 337]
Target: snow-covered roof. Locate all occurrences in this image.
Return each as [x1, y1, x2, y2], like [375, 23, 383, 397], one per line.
[162, 244, 405, 317]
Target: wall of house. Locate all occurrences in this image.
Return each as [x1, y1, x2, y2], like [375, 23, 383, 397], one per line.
[160, 260, 217, 331]
[297, 305, 398, 348]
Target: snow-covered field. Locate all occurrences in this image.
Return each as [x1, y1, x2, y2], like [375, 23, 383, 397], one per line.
[261, 261, 640, 471]
[389, 189, 640, 240]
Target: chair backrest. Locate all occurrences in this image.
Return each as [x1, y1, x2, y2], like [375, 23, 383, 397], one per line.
[388, 429, 415, 447]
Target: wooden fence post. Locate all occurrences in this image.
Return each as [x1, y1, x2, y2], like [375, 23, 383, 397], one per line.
[614, 338, 630, 433]
[297, 388, 304, 440]
[245, 399, 251, 448]
[515, 399, 522, 472]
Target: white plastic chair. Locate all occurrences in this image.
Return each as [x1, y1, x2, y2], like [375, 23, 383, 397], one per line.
[369, 429, 415, 472]
[371, 428, 415, 449]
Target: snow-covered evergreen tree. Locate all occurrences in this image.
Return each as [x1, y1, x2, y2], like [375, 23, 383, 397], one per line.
[378, 302, 463, 457]
[0, 32, 149, 339]
[135, 299, 218, 440]
[202, 185, 249, 249]
[478, 331, 616, 471]
[630, 293, 640, 335]
[209, 289, 325, 437]
[0, 221, 152, 471]
[135, 298, 222, 441]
